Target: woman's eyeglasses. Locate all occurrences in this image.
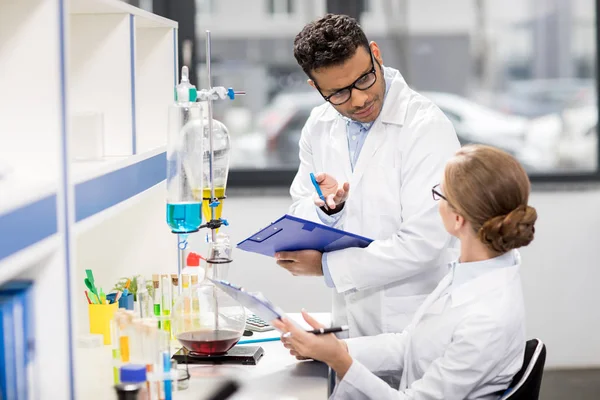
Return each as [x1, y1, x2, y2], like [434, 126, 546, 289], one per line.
[431, 184, 448, 202]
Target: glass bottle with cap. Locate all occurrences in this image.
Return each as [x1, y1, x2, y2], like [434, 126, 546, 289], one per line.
[117, 364, 148, 400]
[172, 232, 245, 355]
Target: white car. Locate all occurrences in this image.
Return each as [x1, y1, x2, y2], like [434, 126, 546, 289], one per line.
[421, 91, 559, 172]
[231, 90, 561, 172]
[556, 105, 598, 172]
[230, 90, 324, 169]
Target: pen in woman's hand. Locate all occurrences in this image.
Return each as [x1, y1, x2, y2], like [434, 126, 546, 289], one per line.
[283, 325, 349, 338]
[308, 325, 349, 335]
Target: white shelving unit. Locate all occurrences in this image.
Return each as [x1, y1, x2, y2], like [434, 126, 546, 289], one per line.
[0, 0, 177, 397]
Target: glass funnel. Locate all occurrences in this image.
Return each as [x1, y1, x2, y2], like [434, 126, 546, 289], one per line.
[172, 233, 245, 355]
[166, 102, 204, 234]
[200, 114, 230, 224]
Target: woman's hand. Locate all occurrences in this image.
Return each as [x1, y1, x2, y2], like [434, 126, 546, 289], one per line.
[272, 310, 352, 378]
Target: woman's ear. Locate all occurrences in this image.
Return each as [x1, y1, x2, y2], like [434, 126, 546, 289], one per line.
[454, 213, 466, 232]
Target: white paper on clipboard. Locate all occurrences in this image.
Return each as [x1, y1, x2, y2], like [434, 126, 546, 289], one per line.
[210, 279, 287, 324]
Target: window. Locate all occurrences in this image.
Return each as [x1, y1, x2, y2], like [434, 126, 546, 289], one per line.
[267, 0, 294, 15]
[196, 0, 215, 15]
[195, 0, 598, 187]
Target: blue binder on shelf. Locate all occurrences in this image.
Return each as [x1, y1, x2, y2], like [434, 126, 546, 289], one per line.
[236, 214, 373, 257]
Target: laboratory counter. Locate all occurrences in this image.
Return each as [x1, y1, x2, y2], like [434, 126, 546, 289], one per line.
[76, 313, 331, 400]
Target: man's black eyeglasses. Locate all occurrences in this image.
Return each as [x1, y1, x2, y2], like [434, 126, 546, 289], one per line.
[314, 50, 378, 106]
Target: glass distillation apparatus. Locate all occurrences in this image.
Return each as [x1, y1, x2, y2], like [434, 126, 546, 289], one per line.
[168, 31, 246, 356]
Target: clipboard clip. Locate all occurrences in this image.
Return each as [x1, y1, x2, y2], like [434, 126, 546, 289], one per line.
[249, 225, 282, 243]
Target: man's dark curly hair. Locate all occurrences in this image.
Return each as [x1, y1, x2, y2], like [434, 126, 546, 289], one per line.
[294, 14, 370, 78]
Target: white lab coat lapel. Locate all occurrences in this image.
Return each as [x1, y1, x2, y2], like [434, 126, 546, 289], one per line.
[328, 118, 353, 183]
[399, 267, 454, 390]
[349, 70, 410, 189]
[409, 267, 454, 326]
[348, 118, 387, 190]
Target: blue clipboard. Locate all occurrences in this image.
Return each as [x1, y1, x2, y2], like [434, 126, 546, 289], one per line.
[236, 214, 373, 257]
[210, 279, 287, 324]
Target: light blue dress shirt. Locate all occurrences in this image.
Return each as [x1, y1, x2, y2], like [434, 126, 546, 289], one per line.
[318, 67, 393, 288]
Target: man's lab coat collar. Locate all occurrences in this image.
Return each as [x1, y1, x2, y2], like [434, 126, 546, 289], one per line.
[317, 67, 409, 126]
[450, 251, 522, 308]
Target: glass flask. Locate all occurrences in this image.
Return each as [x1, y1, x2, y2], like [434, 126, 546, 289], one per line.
[166, 69, 204, 234]
[172, 233, 245, 355]
[200, 114, 231, 224]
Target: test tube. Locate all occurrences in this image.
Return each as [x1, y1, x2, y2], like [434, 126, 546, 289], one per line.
[138, 321, 163, 400]
[181, 275, 191, 332]
[161, 275, 172, 336]
[119, 311, 134, 363]
[191, 275, 200, 330]
[131, 318, 144, 365]
[157, 329, 172, 400]
[153, 274, 161, 329]
[138, 277, 150, 319]
[141, 321, 156, 400]
[110, 311, 122, 384]
[170, 274, 179, 340]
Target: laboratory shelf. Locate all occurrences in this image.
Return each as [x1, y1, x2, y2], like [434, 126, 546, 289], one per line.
[70, 0, 177, 29]
[0, 148, 166, 279]
[135, 25, 177, 153]
[0, 193, 59, 287]
[73, 148, 166, 224]
[0, 0, 176, 396]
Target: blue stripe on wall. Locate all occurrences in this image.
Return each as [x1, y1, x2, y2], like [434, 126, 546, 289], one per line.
[74, 152, 166, 222]
[129, 14, 137, 155]
[0, 195, 58, 262]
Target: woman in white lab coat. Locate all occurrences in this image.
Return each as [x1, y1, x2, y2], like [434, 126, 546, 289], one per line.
[273, 144, 537, 399]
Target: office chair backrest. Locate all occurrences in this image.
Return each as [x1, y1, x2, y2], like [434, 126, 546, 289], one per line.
[501, 338, 546, 400]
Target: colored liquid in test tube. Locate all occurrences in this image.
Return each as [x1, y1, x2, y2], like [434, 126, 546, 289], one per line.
[119, 312, 134, 363]
[153, 274, 161, 329]
[110, 313, 121, 384]
[161, 275, 172, 336]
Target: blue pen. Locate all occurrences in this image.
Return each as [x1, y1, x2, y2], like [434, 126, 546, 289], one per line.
[309, 173, 328, 208]
[237, 336, 281, 345]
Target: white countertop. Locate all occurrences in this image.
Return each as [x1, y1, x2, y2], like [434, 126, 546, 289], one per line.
[75, 313, 331, 400]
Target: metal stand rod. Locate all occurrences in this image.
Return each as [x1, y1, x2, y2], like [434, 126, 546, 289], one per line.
[206, 30, 219, 332]
[206, 30, 217, 245]
[177, 235, 185, 296]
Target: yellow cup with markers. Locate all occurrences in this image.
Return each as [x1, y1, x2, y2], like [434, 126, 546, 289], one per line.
[89, 303, 118, 345]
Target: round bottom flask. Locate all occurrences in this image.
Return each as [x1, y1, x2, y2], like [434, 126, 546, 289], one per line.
[172, 233, 245, 355]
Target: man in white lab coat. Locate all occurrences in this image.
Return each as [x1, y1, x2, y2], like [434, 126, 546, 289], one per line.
[274, 14, 460, 338]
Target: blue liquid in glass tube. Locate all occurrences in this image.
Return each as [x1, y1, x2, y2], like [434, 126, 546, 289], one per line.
[166, 203, 202, 233]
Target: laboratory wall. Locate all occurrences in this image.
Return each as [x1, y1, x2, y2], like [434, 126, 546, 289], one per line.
[75, 184, 600, 369]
